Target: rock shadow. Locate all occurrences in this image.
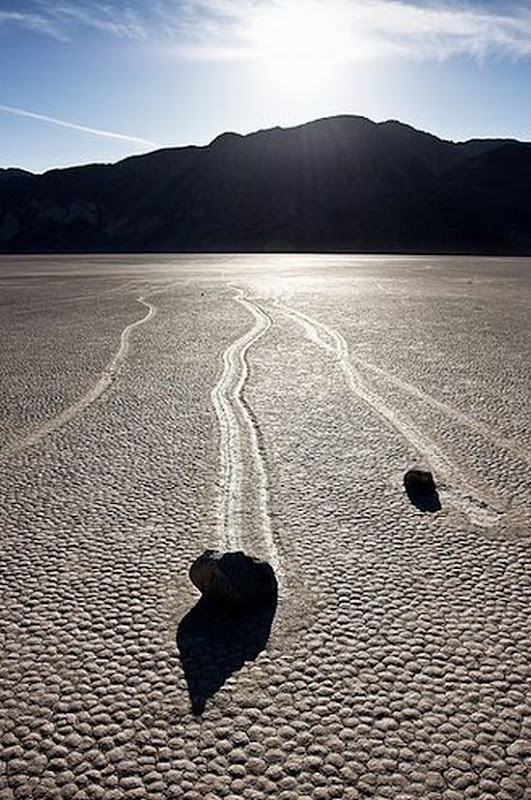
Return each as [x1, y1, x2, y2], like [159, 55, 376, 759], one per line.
[177, 591, 277, 715]
[404, 483, 442, 512]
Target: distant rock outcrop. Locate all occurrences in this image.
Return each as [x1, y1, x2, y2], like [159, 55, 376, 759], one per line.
[1, 115, 531, 253]
[190, 550, 277, 607]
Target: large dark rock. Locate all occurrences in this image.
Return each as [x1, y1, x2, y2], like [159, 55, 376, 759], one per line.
[178, 559, 278, 713]
[190, 550, 277, 607]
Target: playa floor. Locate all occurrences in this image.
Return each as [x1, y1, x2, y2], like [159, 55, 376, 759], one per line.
[1, 254, 530, 799]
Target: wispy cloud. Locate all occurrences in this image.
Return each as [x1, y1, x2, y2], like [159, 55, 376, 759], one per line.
[43, 2, 148, 40]
[0, 1, 149, 41]
[178, 0, 531, 62]
[0, 104, 157, 145]
[0, 9, 66, 40]
[3, 1, 531, 62]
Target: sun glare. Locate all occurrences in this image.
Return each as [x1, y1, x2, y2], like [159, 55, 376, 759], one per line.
[248, 2, 352, 92]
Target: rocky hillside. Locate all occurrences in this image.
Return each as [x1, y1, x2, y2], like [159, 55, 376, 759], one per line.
[1, 115, 530, 253]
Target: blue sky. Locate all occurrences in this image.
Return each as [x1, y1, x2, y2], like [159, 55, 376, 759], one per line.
[1, 0, 531, 172]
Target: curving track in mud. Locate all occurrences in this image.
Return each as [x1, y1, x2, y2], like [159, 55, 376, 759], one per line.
[211, 289, 281, 573]
[273, 300, 510, 526]
[0, 297, 155, 460]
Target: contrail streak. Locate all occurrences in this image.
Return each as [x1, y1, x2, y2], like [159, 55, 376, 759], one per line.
[0, 104, 157, 146]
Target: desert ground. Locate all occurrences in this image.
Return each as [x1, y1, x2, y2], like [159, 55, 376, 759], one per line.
[0, 254, 530, 799]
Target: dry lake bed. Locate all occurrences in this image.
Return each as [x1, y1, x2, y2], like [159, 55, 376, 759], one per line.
[1, 254, 530, 799]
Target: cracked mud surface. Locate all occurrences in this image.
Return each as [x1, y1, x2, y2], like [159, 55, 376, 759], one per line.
[1, 254, 530, 799]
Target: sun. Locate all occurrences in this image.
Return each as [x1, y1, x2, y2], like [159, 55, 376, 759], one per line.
[248, 1, 351, 92]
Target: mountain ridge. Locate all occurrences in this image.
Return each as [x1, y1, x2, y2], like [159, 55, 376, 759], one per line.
[1, 114, 530, 254]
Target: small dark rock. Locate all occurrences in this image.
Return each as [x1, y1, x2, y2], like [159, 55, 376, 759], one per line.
[190, 550, 277, 607]
[404, 467, 441, 512]
[404, 468, 436, 494]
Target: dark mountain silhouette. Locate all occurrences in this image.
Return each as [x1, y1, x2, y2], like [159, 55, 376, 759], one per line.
[1, 115, 530, 253]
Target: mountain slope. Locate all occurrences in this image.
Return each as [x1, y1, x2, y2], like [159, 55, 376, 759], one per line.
[1, 115, 530, 253]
